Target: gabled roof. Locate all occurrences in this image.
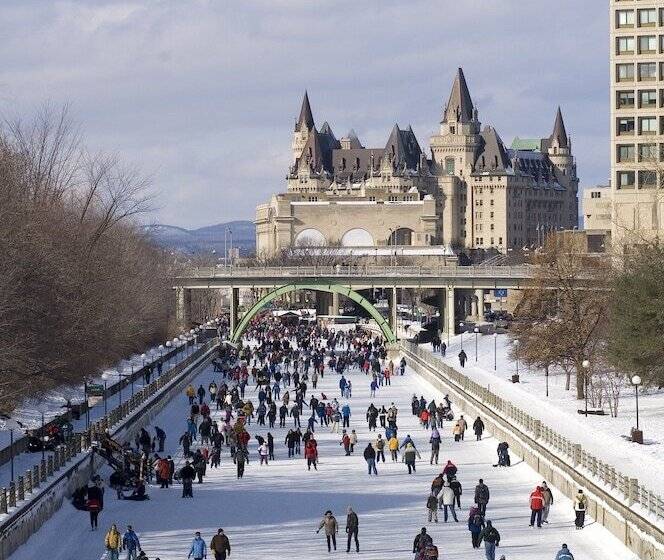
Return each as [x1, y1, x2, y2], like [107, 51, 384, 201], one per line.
[442, 68, 475, 124]
[384, 124, 422, 170]
[473, 126, 511, 174]
[295, 91, 315, 132]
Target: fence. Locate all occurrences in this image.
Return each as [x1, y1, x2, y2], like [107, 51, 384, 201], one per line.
[0, 339, 217, 520]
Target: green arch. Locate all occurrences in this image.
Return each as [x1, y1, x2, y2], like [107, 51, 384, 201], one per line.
[231, 283, 396, 344]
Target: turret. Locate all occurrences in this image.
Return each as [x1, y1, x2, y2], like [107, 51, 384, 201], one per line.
[292, 91, 315, 163]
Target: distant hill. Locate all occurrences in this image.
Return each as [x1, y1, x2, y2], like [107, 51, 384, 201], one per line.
[144, 220, 255, 257]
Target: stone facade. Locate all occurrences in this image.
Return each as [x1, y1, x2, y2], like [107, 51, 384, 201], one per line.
[256, 69, 579, 258]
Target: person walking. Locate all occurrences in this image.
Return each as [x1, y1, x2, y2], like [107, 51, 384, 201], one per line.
[450, 475, 463, 508]
[458, 349, 467, 367]
[86, 482, 103, 530]
[426, 492, 439, 523]
[346, 507, 359, 553]
[412, 527, 432, 556]
[478, 520, 500, 560]
[210, 528, 231, 560]
[316, 510, 339, 552]
[468, 510, 485, 549]
[388, 434, 399, 462]
[473, 416, 485, 441]
[573, 489, 588, 529]
[439, 481, 458, 522]
[541, 482, 554, 524]
[529, 486, 545, 528]
[375, 434, 386, 463]
[363, 443, 377, 475]
[458, 415, 468, 440]
[555, 543, 574, 560]
[179, 461, 195, 498]
[188, 531, 207, 560]
[236, 447, 248, 479]
[429, 427, 441, 465]
[403, 442, 420, 474]
[474, 479, 490, 516]
[342, 403, 351, 428]
[155, 426, 166, 452]
[122, 525, 141, 560]
[104, 524, 122, 560]
[305, 439, 318, 471]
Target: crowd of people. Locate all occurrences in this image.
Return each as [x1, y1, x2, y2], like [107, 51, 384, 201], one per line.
[78, 314, 585, 560]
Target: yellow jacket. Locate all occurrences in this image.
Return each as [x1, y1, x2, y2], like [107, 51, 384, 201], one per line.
[105, 528, 121, 550]
[185, 385, 195, 397]
[388, 437, 399, 451]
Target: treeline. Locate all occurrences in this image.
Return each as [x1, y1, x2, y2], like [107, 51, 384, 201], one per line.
[0, 107, 173, 413]
[511, 234, 664, 416]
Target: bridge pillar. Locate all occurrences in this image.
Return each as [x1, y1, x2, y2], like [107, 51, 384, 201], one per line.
[175, 287, 191, 331]
[230, 287, 239, 336]
[388, 287, 398, 338]
[446, 287, 456, 335]
[316, 292, 331, 316]
[471, 293, 478, 320]
[331, 291, 340, 316]
[475, 289, 485, 320]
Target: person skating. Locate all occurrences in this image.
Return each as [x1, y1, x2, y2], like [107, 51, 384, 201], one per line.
[350, 429, 357, 453]
[363, 442, 377, 475]
[197, 384, 206, 405]
[441, 459, 457, 480]
[541, 481, 554, 524]
[449, 475, 463, 508]
[186, 384, 196, 405]
[104, 524, 122, 560]
[86, 481, 103, 530]
[555, 543, 574, 560]
[258, 442, 269, 465]
[316, 510, 339, 552]
[179, 461, 196, 498]
[426, 492, 439, 523]
[573, 489, 587, 529]
[496, 442, 510, 467]
[473, 416, 485, 441]
[439, 481, 458, 522]
[478, 520, 500, 560]
[155, 426, 166, 452]
[122, 525, 141, 560]
[403, 442, 420, 474]
[236, 447, 248, 478]
[340, 430, 351, 456]
[458, 415, 467, 440]
[474, 479, 490, 516]
[210, 528, 231, 560]
[375, 434, 386, 463]
[346, 507, 359, 553]
[468, 510, 485, 549]
[529, 486, 545, 528]
[412, 527, 432, 557]
[188, 531, 207, 560]
[305, 438, 318, 470]
[267, 432, 275, 461]
[429, 428, 441, 465]
[458, 349, 467, 367]
[388, 434, 399, 462]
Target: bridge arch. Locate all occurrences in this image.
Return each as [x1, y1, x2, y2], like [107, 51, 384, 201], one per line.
[231, 283, 396, 344]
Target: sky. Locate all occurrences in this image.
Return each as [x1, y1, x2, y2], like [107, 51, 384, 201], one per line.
[0, 0, 609, 229]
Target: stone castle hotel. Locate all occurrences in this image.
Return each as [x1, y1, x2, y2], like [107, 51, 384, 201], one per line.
[255, 69, 579, 257]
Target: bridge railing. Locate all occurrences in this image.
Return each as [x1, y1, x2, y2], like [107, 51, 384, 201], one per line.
[401, 341, 664, 526]
[179, 264, 536, 279]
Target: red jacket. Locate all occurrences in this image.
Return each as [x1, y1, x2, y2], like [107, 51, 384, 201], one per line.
[239, 431, 250, 446]
[341, 435, 350, 447]
[305, 441, 318, 459]
[530, 488, 544, 510]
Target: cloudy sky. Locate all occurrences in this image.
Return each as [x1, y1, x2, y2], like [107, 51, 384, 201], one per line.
[1, 0, 608, 229]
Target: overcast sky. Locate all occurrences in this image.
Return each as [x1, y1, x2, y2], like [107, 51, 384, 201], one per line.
[1, 0, 608, 229]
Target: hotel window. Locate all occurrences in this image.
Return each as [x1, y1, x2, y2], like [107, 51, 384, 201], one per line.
[616, 63, 634, 82]
[638, 170, 657, 189]
[618, 117, 635, 135]
[616, 10, 634, 28]
[638, 62, 657, 81]
[639, 116, 657, 134]
[617, 170, 636, 189]
[638, 35, 657, 54]
[617, 90, 635, 108]
[498, 237, 503, 245]
[638, 8, 657, 27]
[591, 191, 601, 199]
[639, 143, 657, 162]
[639, 89, 657, 108]
[490, 211, 494, 218]
[617, 36, 635, 54]
[618, 144, 635, 162]
[445, 157, 455, 175]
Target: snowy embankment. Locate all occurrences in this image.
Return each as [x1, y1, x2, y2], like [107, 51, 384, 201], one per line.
[421, 332, 664, 493]
[8, 344, 637, 560]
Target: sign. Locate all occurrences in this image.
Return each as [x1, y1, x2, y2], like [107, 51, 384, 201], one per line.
[494, 289, 508, 298]
[87, 395, 103, 407]
[86, 383, 105, 408]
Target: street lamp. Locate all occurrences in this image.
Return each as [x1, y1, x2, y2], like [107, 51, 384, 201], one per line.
[474, 327, 480, 362]
[493, 332, 497, 371]
[513, 340, 520, 381]
[582, 359, 590, 417]
[631, 375, 643, 443]
[459, 322, 465, 350]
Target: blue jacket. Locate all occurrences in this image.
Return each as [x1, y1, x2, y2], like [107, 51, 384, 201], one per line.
[122, 530, 140, 551]
[342, 405, 351, 417]
[189, 536, 207, 558]
[556, 548, 574, 560]
[339, 378, 347, 390]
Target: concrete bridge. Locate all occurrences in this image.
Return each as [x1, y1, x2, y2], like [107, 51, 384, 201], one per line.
[173, 264, 537, 342]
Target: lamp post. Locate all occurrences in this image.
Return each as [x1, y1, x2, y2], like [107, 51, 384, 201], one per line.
[512, 340, 520, 383]
[10, 428, 14, 482]
[545, 363, 550, 398]
[103, 380, 108, 416]
[582, 359, 590, 417]
[631, 375, 643, 443]
[474, 327, 480, 362]
[41, 412, 45, 461]
[165, 340, 172, 366]
[493, 332, 497, 371]
[459, 322, 465, 350]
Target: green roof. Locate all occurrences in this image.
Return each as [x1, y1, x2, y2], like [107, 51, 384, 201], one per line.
[511, 137, 541, 151]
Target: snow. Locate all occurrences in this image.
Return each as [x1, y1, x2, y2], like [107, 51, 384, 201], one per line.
[417, 332, 664, 496]
[8, 341, 638, 560]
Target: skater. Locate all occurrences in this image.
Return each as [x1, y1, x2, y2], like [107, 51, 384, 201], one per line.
[342, 403, 351, 428]
[496, 442, 511, 466]
[541, 481, 554, 524]
[474, 479, 490, 516]
[375, 434, 386, 463]
[450, 475, 463, 508]
[316, 510, 339, 552]
[188, 531, 207, 560]
[442, 459, 457, 480]
[389, 433, 399, 461]
[104, 524, 122, 560]
[403, 442, 420, 474]
[468, 510, 485, 549]
[267, 432, 275, 461]
[412, 527, 433, 556]
[155, 426, 166, 452]
[341, 430, 351, 456]
[122, 525, 141, 560]
[210, 528, 232, 560]
[197, 384, 206, 405]
[179, 461, 195, 498]
[458, 349, 467, 367]
[236, 447, 248, 478]
[440, 341, 447, 356]
[473, 416, 485, 441]
[573, 489, 587, 529]
[363, 442, 377, 475]
[458, 415, 467, 440]
[426, 492, 439, 523]
[556, 544, 574, 560]
[529, 486, 544, 528]
[346, 507, 359, 553]
[305, 438, 318, 470]
[478, 520, 500, 560]
[439, 481, 458, 522]
[86, 481, 103, 530]
[429, 428, 441, 465]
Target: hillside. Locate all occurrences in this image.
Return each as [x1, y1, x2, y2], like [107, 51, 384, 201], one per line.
[144, 220, 255, 256]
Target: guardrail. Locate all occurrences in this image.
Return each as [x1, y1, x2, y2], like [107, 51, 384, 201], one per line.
[0, 338, 218, 558]
[178, 264, 536, 279]
[401, 340, 664, 555]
